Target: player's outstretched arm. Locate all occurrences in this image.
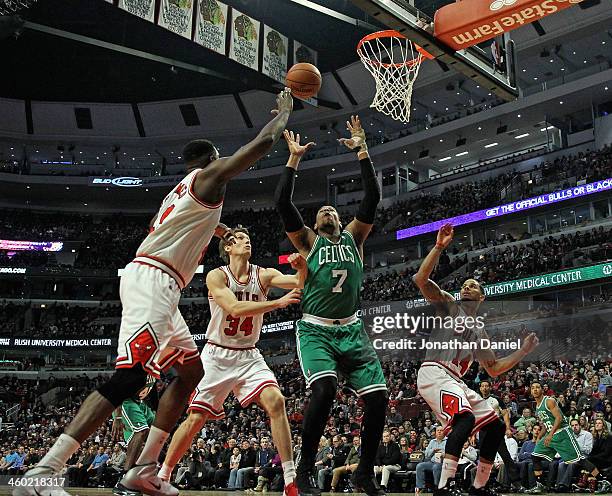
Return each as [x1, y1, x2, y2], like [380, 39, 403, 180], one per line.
[193, 88, 293, 201]
[261, 253, 307, 290]
[341, 116, 381, 249]
[412, 223, 456, 306]
[476, 331, 539, 377]
[207, 269, 301, 317]
[274, 130, 317, 257]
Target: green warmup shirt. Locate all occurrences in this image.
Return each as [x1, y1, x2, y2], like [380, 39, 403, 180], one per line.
[536, 395, 569, 433]
[533, 395, 582, 463]
[302, 230, 363, 319]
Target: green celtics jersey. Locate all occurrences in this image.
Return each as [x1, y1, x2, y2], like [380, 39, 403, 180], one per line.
[536, 396, 568, 434]
[302, 230, 363, 319]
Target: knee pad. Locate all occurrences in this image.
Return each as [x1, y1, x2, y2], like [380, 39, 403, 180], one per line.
[478, 418, 505, 461]
[97, 364, 148, 407]
[445, 412, 476, 457]
[310, 376, 337, 404]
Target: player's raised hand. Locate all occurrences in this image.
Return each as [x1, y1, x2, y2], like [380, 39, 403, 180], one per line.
[271, 87, 294, 115]
[287, 252, 306, 271]
[436, 223, 454, 249]
[284, 130, 316, 158]
[521, 332, 539, 355]
[338, 115, 366, 150]
[275, 288, 302, 309]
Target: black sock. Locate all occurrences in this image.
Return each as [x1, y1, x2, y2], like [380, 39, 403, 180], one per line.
[297, 377, 337, 475]
[356, 390, 388, 475]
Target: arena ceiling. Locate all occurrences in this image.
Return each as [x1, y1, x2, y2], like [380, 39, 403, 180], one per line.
[0, 0, 379, 103]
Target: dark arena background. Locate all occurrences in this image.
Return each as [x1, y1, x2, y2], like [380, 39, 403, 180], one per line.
[0, 0, 611, 495]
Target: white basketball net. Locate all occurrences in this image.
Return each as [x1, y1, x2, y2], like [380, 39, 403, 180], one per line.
[357, 31, 425, 123]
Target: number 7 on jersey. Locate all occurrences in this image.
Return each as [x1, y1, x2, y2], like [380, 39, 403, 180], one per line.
[332, 269, 348, 293]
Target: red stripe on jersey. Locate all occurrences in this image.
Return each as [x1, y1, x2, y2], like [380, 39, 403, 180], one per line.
[226, 263, 251, 286]
[134, 254, 187, 288]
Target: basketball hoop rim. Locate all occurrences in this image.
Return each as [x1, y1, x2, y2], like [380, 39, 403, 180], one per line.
[357, 30, 435, 68]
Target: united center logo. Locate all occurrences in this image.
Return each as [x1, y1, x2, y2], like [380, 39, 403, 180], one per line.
[489, 0, 518, 10]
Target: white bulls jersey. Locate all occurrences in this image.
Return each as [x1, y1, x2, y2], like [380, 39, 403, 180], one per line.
[135, 169, 222, 288]
[206, 263, 267, 349]
[423, 306, 487, 378]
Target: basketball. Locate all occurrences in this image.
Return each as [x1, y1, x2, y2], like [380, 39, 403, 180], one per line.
[285, 63, 322, 99]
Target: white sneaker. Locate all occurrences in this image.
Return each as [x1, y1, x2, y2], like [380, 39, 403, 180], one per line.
[12, 466, 72, 496]
[119, 463, 179, 496]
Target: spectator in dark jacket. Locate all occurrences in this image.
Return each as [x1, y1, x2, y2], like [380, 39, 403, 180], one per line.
[214, 438, 236, 488]
[317, 436, 350, 490]
[331, 436, 361, 490]
[246, 437, 275, 490]
[375, 430, 402, 490]
[588, 419, 612, 472]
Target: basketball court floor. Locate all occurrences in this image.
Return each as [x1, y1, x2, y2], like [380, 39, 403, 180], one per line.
[0, 491, 577, 496]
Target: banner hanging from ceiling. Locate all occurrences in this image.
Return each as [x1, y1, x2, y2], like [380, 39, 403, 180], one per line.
[118, 0, 155, 22]
[293, 41, 318, 66]
[158, 0, 194, 39]
[229, 9, 260, 71]
[262, 25, 288, 84]
[194, 0, 228, 55]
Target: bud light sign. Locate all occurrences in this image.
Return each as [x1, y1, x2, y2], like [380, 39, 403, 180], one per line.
[90, 177, 143, 187]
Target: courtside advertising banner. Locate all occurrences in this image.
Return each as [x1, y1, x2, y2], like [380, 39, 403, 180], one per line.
[262, 25, 288, 84]
[194, 0, 228, 55]
[158, 0, 194, 39]
[229, 9, 260, 70]
[118, 0, 155, 22]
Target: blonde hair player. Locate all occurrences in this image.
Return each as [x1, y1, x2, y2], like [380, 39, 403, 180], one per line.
[15, 88, 294, 496]
[157, 227, 306, 496]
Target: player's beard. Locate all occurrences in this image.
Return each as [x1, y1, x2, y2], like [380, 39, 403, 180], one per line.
[318, 219, 339, 235]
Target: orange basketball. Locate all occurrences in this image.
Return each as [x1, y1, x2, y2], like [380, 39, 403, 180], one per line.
[285, 63, 322, 99]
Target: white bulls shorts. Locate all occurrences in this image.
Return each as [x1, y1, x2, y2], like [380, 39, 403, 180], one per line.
[417, 362, 499, 435]
[115, 262, 199, 378]
[188, 342, 279, 419]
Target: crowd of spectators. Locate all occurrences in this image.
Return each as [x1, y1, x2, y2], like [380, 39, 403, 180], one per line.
[1, 359, 611, 491]
[0, 299, 296, 339]
[362, 225, 611, 302]
[468, 226, 612, 285]
[0, 145, 609, 274]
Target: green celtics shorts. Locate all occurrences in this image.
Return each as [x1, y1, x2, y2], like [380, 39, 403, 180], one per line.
[118, 399, 155, 444]
[533, 427, 583, 463]
[296, 317, 387, 396]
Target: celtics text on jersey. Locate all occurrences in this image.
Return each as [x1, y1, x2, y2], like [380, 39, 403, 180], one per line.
[302, 231, 363, 320]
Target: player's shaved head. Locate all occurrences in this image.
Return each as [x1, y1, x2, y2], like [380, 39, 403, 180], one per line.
[183, 139, 218, 170]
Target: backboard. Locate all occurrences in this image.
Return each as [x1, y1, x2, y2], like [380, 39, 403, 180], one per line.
[349, 0, 519, 101]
